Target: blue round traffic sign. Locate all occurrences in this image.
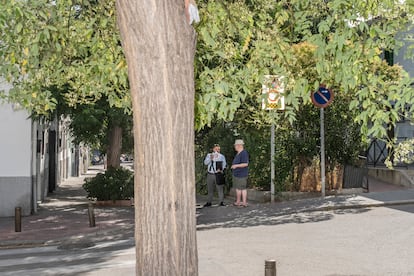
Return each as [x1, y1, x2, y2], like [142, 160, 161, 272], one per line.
[311, 86, 334, 108]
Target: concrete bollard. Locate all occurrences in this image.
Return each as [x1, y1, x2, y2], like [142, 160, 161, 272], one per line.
[88, 203, 96, 227]
[15, 207, 22, 232]
[264, 259, 276, 276]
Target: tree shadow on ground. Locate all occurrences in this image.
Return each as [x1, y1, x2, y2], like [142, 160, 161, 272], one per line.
[196, 196, 371, 231]
[0, 205, 134, 242]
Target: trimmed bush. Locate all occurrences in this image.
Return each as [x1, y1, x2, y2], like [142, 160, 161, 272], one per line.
[83, 167, 134, 201]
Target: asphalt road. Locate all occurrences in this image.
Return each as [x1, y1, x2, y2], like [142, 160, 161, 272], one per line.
[198, 204, 414, 276]
[0, 239, 135, 276]
[1, 205, 413, 276]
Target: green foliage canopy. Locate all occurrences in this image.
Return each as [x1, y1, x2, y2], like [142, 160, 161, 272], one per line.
[195, 0, 414, 143]
[0, 0, 129, 114]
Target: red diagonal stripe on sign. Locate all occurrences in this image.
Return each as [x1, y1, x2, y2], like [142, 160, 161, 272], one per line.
[317, 91, 329, 103]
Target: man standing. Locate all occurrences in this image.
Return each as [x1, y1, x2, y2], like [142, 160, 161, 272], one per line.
[231, 139, 249, 207]
[203, 144, 227, 207]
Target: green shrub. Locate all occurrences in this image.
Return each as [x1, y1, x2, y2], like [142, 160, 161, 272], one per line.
[83, 167, 134, 201]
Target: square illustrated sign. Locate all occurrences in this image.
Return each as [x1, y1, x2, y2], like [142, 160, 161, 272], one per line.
[261, 75, 285, 111]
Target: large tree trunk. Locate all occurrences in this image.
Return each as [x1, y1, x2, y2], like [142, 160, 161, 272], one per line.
[116, 1, 198, 275]
[106, 123, 122, 168]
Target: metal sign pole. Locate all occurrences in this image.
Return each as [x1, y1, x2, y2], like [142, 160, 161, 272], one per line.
[262, 75, 285, 203]
[271, 122, 275, 202]
[320, 107, 326, 198]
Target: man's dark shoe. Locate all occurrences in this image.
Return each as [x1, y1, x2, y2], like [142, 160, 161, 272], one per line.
[219, 202, 226, 206]
[203, 202, 212, 207]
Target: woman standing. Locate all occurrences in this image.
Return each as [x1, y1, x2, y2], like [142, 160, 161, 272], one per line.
[231, 139, 249, 207]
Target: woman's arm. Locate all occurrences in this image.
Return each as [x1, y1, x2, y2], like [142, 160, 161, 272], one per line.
[231, 163, 248, 169]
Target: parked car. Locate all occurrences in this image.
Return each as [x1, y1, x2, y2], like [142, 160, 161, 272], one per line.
[91, 150, 104, 165]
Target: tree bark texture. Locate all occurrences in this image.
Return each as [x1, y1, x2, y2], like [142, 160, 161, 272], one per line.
[116, 1, 198, 275]
[106, 124, 122, 168]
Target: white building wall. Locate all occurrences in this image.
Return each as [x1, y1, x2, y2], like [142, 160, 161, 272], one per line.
[0, 83, 33, 216]
[0, 104, 32, 176]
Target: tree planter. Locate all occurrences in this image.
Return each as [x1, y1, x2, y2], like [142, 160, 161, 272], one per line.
[94, 199, 134, 207]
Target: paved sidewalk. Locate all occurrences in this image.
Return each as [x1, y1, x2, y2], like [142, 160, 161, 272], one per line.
[1, 169, 413, 248]
[196, 177, 414, 230]
[0, 166, 134, 248]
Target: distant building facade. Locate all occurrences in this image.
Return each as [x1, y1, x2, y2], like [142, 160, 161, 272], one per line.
[394, 25, 414, 141]
[367, 25, 414, 166]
